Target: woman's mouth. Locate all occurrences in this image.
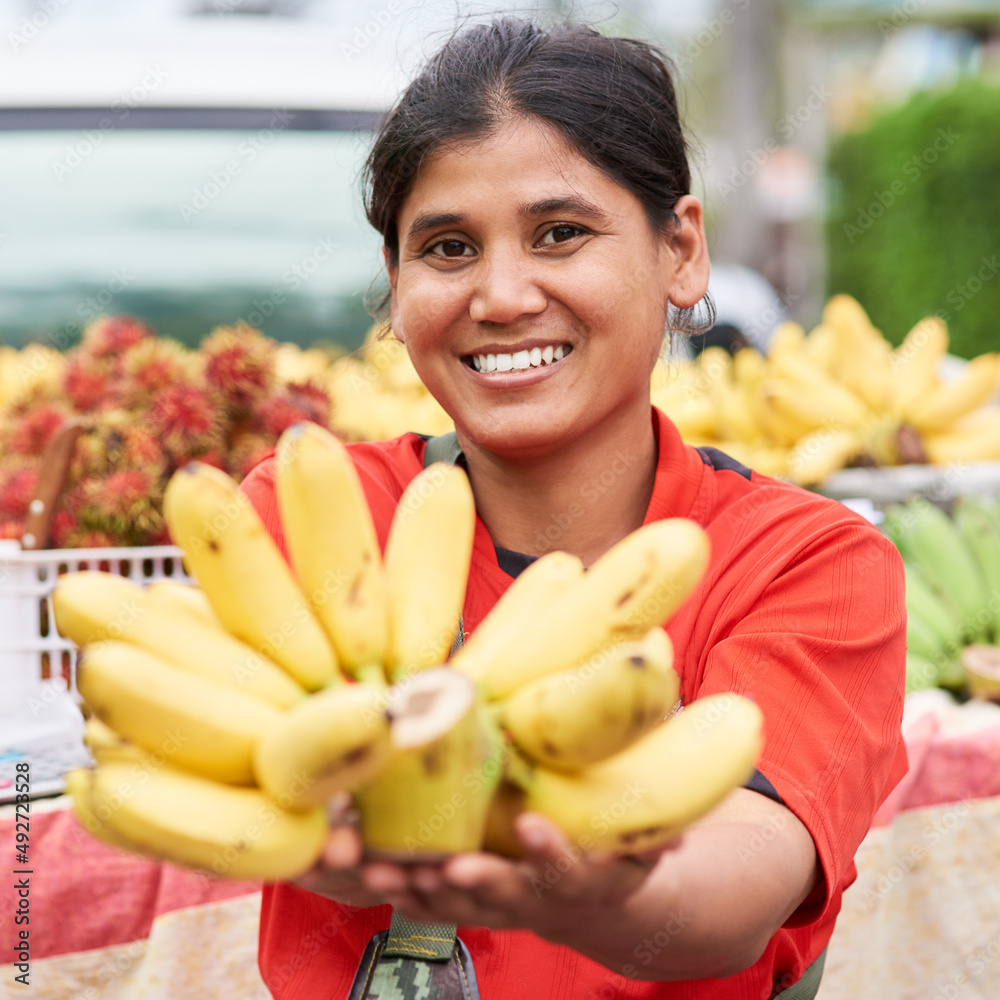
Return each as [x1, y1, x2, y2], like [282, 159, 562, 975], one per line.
[465, 344, 573, 373]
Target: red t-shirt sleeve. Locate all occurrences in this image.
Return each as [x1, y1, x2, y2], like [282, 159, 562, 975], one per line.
[692, 514, 907, 927]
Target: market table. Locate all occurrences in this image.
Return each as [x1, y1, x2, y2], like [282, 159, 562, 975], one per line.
[3, 691, 1000, 1000]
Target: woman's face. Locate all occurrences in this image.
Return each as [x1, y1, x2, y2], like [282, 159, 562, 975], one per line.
[387, 117, 708, 459]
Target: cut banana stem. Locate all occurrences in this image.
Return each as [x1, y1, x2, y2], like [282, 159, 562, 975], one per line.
[476, 518, 709, 701]
[505, 693, 764, 855]
[162, 462, 341, 690]
[53, 571, 307, 709]
[500, 627, 680, 772]
[78, 640, 283, 786]
[276, 422, 390, 677]
[383, 464, 476, 679]
[254, 682, 392, 811]
[450, 551, 584, 683]
[354, 667, 504, 859]
[73, 761, 328, 880]
[961, 644, 1000, 701]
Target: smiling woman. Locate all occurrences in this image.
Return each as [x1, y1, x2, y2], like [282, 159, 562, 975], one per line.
[239, 15, 907, 1000]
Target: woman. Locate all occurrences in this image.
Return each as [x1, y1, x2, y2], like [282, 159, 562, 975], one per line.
[241, 17, 907, 999]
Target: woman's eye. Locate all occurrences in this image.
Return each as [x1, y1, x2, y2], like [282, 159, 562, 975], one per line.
[539, 225, 586, 246]
[429, 239, 472, 258]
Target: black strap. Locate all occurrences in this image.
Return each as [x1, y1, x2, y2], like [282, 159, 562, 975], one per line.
[423, 431, 463, 467]
[773, 946, 827, 999]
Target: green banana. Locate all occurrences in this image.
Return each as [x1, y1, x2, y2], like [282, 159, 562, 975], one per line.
[952, 494, 1000, 644]
[902, 561, 964, 655]
[499, 627, 679, 771]
[905, 652, 941, 694]
[906, 605, 949, 663]
[900, 497, 991, 643]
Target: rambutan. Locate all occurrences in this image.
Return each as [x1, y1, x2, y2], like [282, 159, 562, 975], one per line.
[63, 353, 114, 412]
[147, 383, 224, 465]
[0, 465, 39, 522]
[116, 338, 197, 411]
[202, 323, 277, 416]
[3, 404, 70, 457]
[0, 520, 24, 541]
[79, 315, 152, 359]
[227, 431, 275, 482]
[78, 467, 165, 546]
[255, 381, 332, 439]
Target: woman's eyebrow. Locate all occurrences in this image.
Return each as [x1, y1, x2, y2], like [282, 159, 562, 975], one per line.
[521, 196, 610, 222]
[406, 212, 465, 242]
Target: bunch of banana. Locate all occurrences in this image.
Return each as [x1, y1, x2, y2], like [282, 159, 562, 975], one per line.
[882, 493, 1000, 695]
[650, 294, 1000, 486]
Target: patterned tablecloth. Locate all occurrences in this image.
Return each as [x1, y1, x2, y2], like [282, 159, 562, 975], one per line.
[3, 690, 1000, 1000]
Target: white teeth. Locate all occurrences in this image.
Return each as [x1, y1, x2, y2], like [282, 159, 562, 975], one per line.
[470, 345, 570, 372]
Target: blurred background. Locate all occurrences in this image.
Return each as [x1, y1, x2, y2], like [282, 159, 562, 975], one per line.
[1, 0, 999, 356]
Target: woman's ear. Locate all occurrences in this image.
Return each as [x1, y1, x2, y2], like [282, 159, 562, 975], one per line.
[665, 195, 711, 310]
[384, 246, 404, 344]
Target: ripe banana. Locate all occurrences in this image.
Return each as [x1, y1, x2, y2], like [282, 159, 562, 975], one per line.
[84, 718, 149, 767]
[275, 422, 388, 685]
[65, 767, 140, 854]
[888, 316, 948, 418]
[763, 377, 869, 433]
[905, 353, 1000, 431]
[952, 495, 1000, 643]
[77, 640, 282, 786]
[53, 571, 307, 709]
[383, 463, 476, 680]
[785, 428, 861, 486]
[144, 580, 220, 627]
[354, 668, 505, 858]
[505, 693, 764, 854]
[450, 550, 584, 683]
[254, 682, 392, 811]
[162, 462, 340, 690]
[899, 498, 991, 643]
[72, 761, 328, 880]
[474, 518, 709, 701]
[922, 408, 1000, 465]
[499, 627, 679, 772]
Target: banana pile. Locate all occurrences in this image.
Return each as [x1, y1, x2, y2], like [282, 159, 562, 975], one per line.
[58, 422, 763, 877]
[882, 493, 1000, 697]
[653, 294, 1000, 486]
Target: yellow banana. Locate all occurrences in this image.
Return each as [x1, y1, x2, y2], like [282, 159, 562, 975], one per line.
[163, 462, 340, 690]
[66, 768, 140, 854]
[475, 518, 709, 701]
[53, 571, 306, 710]
[506, 693, 764, 854]
[383, 463, 476, 680]
[904, 353, 1000, 431]
[84, 718, 148, 767]
[802, 322, 837, 373]
[275, 422, 388, 685]
[784, 428, 862, 486]
[73, 761, 328, 880]
[922, 408, 1000, 464]
[355, 668, 504, 858]
[763, 376, 870, 432]
[254, 683, 392, 811]
[77, 640, 282, 786]
[450, 551, 584, 683]
[888, 316, 948, 418]
[500, 627, 679, 771]
[822, 295, 893, 411]
[144, 580, 221, 627]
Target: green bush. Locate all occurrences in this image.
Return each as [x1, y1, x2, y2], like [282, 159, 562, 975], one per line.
[825, 80, 1000, 359]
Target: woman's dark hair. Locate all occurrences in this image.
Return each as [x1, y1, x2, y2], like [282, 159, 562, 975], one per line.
[363, 16, 713, 335]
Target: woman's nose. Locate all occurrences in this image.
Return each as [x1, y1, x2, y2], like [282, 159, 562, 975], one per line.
[468, 250, 547, 324]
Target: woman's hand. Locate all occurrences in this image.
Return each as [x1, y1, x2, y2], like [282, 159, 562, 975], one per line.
[355, 812, 673, 946]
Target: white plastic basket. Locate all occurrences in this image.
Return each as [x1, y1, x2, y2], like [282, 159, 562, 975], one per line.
[0, 540, 191, 725]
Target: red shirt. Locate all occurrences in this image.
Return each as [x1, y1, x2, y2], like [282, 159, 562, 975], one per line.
[241, 407, 907, 999]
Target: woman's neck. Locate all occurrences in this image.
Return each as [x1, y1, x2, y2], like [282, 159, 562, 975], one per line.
[458, 405, 659, 569]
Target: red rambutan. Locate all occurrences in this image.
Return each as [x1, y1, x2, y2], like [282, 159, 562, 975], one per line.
[78, 467, 165, 546]
[80, 315, 152, 359]
[0, 520, 24, 541]
[202, 323, 277, 415]
[256, 381, 332, 439]
[63, 354, 114, 412]
[0, 466, 39, 522]
[147, 383, 224, 464]
[116, 338, 196, 411]
[3, 405, 69, 457]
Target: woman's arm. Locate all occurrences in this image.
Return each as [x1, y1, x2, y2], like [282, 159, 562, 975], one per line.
[298, 786, 819, 983]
